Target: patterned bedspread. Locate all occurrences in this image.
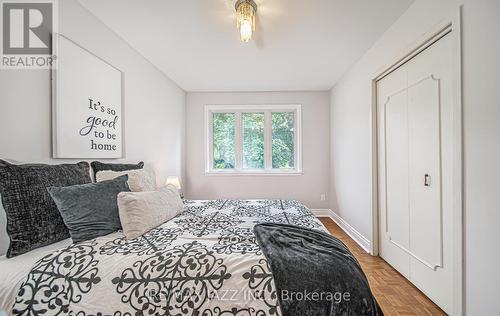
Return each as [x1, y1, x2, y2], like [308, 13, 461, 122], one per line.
[12, 200, 325, 316]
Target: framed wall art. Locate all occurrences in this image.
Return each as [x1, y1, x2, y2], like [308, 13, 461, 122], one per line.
[52, 33, 124, 158]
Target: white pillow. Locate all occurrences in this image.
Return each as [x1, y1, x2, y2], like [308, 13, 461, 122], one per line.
[117, 185, 183, 239]
[96, 169, 156, 192]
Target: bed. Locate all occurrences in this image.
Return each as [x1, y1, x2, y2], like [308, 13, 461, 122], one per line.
[2, 199, 325, 315]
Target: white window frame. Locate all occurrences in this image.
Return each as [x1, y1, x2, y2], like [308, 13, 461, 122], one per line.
[205, 104, 302, 175]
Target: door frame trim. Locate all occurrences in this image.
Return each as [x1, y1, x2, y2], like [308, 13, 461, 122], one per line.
[369, 6, 463, 315]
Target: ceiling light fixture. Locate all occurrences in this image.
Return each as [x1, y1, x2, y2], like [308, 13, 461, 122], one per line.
[235, 0, 257, 42]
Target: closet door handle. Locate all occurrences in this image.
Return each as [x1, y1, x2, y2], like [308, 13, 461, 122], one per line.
[424, 174, 431, 187]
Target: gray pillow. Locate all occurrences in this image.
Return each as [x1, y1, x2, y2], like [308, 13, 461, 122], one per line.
[0, 160, 91, 257]
[90, 161, 144, 181]
[48, 175, 130, 243]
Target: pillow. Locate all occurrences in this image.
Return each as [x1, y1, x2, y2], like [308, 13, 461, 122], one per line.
[96, 168, 156, 192]
[90, 161, 144, 180]
[117, 185, 184, 239]
[0, 160, 91, 258]
[47, 175, 130, 243]
[0, 199, 8, 256]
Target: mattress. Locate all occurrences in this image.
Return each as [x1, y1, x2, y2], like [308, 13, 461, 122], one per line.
[0, 238, 73, 314]
[2, 199, 324, 315]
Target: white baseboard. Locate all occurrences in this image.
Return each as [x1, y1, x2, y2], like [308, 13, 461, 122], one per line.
[310, 209, 332, 218]
[311, 209, 371, 253]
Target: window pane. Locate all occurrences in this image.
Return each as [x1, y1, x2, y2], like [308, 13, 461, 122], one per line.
[213, 113, 235, 169]
[242, 112, 265, 169]
[272, 112, 295, 169]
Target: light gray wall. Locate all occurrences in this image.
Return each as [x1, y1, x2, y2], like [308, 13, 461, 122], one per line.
[0, 0, 186, 180]
[185, 91, 330, 209]
[329, 0, 500, 314]
[461, 0, 500, 314]
[0, 0, 186, 255]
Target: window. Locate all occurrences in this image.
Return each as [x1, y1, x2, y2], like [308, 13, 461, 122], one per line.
[206, 105, 302, 174]
[212, 113, 235, 169]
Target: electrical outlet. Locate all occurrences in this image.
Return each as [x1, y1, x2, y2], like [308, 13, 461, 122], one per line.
[320, 193, 326, 201]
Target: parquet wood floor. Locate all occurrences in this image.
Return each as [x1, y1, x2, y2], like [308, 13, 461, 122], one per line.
[319, 217, 447, 316]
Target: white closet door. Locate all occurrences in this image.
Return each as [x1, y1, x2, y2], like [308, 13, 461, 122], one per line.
[377, 33, 453, 314]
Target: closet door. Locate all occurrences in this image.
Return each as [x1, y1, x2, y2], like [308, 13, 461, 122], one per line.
[377, 33, 453, 313]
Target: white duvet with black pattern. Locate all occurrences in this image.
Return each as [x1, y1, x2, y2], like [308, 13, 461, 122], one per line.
[12, 200, 325, 316]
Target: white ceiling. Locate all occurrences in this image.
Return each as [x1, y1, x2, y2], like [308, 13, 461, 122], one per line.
[79, 0, 414, 92]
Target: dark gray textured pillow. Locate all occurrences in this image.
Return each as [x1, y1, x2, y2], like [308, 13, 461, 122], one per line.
[48, 175, 130, 243]
[90, 161, 144, 180]
[0, 160, 91, 258]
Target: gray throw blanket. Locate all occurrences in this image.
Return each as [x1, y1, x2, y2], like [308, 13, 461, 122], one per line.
[254, 223, 383, 316]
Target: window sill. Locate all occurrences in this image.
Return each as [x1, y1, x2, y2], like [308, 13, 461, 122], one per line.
[205, 170, 303, 176]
